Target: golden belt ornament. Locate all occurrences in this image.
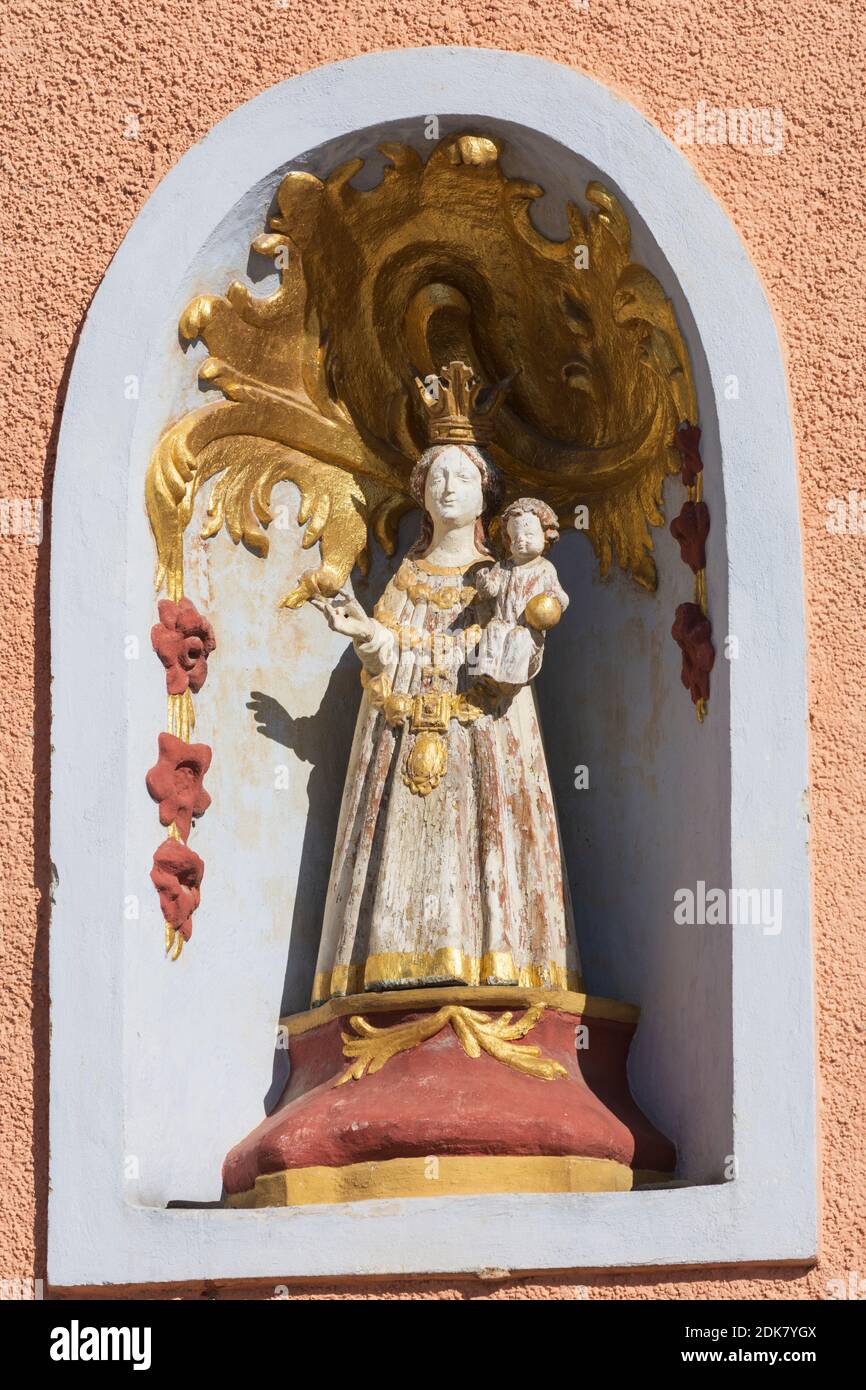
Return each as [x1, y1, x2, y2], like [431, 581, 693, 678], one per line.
[362, 673, 497, 796]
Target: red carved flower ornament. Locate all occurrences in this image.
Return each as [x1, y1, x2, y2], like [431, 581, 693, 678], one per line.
[670, 499, 710, 573]
[151, 597, 216, 696]
[146, 732, 212, 840]
[672, 423, 703, 487]
[671, 602, 715, 705]
[150, 839, 205, 942]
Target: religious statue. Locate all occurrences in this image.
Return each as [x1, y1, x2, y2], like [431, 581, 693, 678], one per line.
[306, 365, 580, 1004]
[220, 364, 676, 1206]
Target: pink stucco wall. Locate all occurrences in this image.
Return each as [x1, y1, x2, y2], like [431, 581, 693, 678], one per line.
[2, 0, 863, 1298]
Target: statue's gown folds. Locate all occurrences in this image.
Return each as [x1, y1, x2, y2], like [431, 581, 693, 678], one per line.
[311, 556, 581, 1004]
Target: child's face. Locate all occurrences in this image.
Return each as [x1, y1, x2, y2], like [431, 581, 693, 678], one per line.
[506, 510, 545, 562]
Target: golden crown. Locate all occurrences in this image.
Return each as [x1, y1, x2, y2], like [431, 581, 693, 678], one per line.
[414, 361, 510, 446]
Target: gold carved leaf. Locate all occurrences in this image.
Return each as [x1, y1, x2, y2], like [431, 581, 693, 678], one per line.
[335, 1003, 567, 1085]
[146, 133, 696, 598]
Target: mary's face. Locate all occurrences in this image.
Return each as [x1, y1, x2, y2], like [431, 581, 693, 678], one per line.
[424, 447, 484, 529]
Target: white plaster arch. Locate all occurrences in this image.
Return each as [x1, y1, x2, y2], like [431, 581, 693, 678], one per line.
[50, 47, 815, 1285]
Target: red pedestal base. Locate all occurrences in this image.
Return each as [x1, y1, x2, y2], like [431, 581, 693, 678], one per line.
[222, 987, 676, 1206]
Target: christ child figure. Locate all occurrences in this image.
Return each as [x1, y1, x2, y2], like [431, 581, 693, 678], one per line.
[474, 496, 569, 688]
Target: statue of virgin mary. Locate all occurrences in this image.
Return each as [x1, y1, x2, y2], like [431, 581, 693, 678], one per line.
[222, 366, 677, 1206]
[305, 363, 581, 1004]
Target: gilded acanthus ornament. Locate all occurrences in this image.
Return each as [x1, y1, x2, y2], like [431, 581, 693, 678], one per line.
[145, 132, 697, 605]
[335, 1002, 567, 1085]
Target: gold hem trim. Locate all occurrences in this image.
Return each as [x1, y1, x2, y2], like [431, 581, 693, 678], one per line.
[224, 1156, 674, 1207]
[283, 985, 638, 1036]
[312, 950, 582, 1005]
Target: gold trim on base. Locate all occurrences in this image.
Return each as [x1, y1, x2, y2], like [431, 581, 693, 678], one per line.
[224, 1156, 675, 1208]
[336, 1002, 567, 1086]
[282, 985, 638, 1037]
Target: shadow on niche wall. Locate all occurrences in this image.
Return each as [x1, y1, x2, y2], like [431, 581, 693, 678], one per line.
[246, 646, 361, 1112]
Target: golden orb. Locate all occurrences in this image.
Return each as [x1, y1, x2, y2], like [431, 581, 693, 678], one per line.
[523, 593, 562, 632]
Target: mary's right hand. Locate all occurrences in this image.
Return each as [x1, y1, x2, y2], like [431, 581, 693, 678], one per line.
[310, 595, 374, 643]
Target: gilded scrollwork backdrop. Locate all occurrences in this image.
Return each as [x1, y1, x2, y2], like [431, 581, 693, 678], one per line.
[146, 131, 699, 609]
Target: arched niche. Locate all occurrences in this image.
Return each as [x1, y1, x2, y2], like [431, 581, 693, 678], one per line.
[49, 47, 815, 1286]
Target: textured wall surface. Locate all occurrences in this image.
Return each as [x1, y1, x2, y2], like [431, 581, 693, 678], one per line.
[1, 0, 863, 1298]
